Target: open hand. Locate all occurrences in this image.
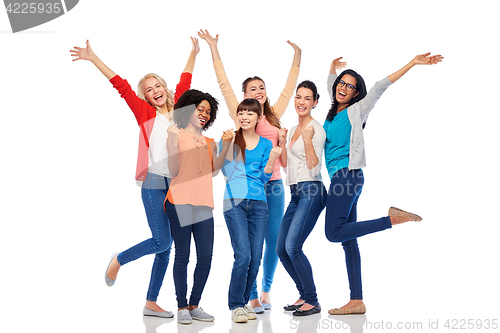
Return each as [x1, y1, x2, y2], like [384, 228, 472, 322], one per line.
[198, 29, 218, 47]
[331, 56, 347, 72]
[413, 52, 444, 65]
[70, 39, 94, 62]
[191, 36, 200, 55]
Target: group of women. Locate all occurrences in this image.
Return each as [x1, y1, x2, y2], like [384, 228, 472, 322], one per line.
[70, 30, 442, 325]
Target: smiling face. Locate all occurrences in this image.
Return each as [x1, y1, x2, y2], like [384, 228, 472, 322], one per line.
[142, 77, 167, 108]
[336, 74, 359, 106]
[243, 79, 267, 106]
[295, 87, 318, 118]
[237, 109, 260, 131]
[189, 100, 211, 130]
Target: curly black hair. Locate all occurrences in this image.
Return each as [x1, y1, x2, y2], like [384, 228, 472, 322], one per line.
[173, 89, 218, 130]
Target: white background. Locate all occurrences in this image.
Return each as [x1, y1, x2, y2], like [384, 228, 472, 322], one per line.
[1, 1, 499, 332]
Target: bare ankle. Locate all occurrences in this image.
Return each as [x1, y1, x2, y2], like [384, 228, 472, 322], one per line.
[249, 298, 262, 308]
[260, 291, 271, 304]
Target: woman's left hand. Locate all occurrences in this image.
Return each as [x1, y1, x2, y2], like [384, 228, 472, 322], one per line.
[302, 125, 315, 143]
[270, 146, 282, 159]
[413, 52, 444, 65]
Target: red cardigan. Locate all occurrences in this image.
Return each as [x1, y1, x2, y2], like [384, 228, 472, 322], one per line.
[110, 72, 192, 181]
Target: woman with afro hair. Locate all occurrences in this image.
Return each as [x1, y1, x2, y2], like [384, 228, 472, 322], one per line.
[165, 89, 233, 324]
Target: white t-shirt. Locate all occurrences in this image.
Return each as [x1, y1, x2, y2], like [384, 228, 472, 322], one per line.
[146, 112, 172, 178]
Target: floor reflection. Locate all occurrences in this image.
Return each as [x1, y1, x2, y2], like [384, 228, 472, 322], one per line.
[143, 316, 214, 333]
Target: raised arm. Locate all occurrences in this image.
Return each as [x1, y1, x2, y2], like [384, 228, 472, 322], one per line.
[272, 41, 301, 119]
[329, 56, 347, 75]
[198, 29, 221, 62]
[327, 57, 347, 101]
[198, 29, 240, 126]
[388, 52, 443, 83]
[182, 37, 200, 74]
[70, 40, 116, 80]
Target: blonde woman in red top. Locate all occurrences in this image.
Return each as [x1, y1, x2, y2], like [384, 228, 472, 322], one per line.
[70, 38, 199, 318]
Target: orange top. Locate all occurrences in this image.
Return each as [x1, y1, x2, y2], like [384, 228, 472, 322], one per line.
[166, 129, 214, 209]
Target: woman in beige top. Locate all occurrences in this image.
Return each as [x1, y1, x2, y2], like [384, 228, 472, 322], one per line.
[198, 29, 301, 312]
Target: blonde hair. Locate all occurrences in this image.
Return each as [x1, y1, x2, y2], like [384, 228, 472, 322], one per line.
[137, 73, 174, 112]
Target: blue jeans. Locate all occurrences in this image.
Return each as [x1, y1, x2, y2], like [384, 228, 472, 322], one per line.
[250, 179, 285, 301]
[223, 199, 268, 310]
[117, 173, 173, 302]
[166, 202, 214, 309]
[324, 168, 391, 299]
[276, 181, 327, 306]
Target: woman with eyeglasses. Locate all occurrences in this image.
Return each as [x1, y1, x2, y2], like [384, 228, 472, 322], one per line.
[323, 53, 443, 315]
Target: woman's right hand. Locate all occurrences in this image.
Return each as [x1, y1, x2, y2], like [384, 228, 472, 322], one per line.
[221, 129, 235, 142]
[70, 40, 95, 62]
[191, 36, 200, 55]
[198, 29, 218, 47]
[278, 128, 288, 147]
[167, 124, 180, 139]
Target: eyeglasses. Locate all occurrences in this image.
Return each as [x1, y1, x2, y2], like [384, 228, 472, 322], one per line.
[337, 80, 357, 91]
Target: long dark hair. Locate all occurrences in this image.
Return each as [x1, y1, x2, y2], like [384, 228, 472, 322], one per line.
[234, 98, 262, 162]
[242, 76, 281, 129]
[326, 70, 367, 125]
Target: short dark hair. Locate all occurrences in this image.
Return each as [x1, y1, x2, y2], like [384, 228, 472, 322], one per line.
[326, 69, 367, 123]
[173, 89, 218, 130]
[296, 80, 320, 103]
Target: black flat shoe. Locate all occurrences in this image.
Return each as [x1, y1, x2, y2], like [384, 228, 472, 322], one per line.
[293, 304, 321, 316]
[284, 303, 304, 311]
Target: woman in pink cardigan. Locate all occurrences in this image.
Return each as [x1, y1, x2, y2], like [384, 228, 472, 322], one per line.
[198, 29, 301, 312]
[70, 38, 199, 318]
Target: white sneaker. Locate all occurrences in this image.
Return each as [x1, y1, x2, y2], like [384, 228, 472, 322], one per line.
[243, 304, 257, 320]
[232, 307, 248, 323]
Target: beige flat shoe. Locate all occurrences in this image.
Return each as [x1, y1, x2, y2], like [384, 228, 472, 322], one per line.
[388, 206, 422, 221]
[328, 303, 366, 315]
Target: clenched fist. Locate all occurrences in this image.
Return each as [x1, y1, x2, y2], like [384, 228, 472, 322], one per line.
[302, 125, 315, 143]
